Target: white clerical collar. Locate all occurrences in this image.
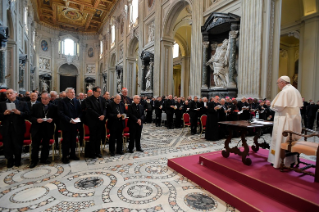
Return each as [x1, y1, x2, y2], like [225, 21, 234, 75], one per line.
[31, 101, 36, 104]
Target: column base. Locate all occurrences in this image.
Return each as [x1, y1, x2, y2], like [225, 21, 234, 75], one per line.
[201, 87, 238, 99]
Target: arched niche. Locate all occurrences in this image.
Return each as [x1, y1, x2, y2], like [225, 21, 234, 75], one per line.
[58, 63, 78, 92]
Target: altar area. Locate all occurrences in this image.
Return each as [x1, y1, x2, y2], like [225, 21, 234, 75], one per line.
[168, 148, 319, 212]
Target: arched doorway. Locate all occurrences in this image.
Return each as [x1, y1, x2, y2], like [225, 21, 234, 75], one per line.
[127, 37, 139, 96]
[59, 64, 78, 92]
[162, 1, 192, 96]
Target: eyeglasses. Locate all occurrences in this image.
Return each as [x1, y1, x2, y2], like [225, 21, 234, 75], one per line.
[276, 81, 282, 84]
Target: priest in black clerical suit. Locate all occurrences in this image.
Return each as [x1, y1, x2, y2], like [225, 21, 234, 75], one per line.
[237, 99, 249, 120]
[189, 96, 200, 135]
[58, 88, 82, 164]
[29, 92, 58, 168]
[154, 97, 163, 127]
[164, 95, 174, 129]
[107, 94, 125, 156]
[85, 87, 106, 159]
[205, 100, 220, 141]
[127, 95, 145, 153]
[0, 89, 29, 168]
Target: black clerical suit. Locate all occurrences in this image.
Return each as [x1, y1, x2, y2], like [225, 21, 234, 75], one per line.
[27, 100, 40, 111]
[174, 101, 183, 128]
[58, 97, 82, 161]
[108, 101, 125, 154]
[145, 100, 153, 123]
[29, 103, 57, 163]
[237, 101, 249, 120]
[307, 104, 319, 129]
[189, 101, 200, 134]
[85, 96, 106, 157]
[127, 103, 145, 151]
[0, 99, 29, 166]
[205, 102, 220, 141]
[164, 99, 174, 129]
[154, 100, 162, 127]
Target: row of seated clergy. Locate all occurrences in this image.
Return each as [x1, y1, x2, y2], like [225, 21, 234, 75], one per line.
[204, 98, 274, 141]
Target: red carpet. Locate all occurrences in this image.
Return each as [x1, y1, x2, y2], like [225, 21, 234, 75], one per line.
[168, 148, 319, 212]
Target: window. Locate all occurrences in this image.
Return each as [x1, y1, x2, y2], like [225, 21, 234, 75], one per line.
[24, 7, 28, 33]
[32, 31, 36, 50]
[131, 0, 138, 24]
[63, 39, 75, 56]
[100, 40, 103, 58]
[173, 43, 179, 58]
[111, 25, 115, 48]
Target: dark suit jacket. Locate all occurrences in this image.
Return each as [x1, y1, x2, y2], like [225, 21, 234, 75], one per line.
[85, 96, 107, 127]
[0, 99, 29, 136]
[29, 102, 57, 136]
[307, 104, 319, 117]
[128, 104, 145, 128]
[164, 99, 174, 114]
[27, 101, 40, 111]
[189, 101, 200, 118]
[58, 97, 82, 131]
[107, 101, 125, 130]
[154, 100, 162, 115]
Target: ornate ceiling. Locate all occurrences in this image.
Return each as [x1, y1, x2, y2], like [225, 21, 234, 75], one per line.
[34, 0, 118, 33]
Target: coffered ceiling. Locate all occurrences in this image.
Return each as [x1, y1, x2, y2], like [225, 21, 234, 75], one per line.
[34, 0, 118, 33]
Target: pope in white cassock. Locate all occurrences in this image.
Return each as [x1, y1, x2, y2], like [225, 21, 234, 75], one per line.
[268, 76, 303, 168]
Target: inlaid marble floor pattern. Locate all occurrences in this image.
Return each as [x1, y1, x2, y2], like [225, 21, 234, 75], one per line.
[0, 124, 314, 212]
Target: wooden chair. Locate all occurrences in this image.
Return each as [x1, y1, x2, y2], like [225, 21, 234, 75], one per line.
[123, 118, 130, 152]
[24, 120, 32, 160]
[182, 113, 191, 133]
[200, 115, 207, 137]
[83, 124, 90, 152]
[280, 128, 319, 182]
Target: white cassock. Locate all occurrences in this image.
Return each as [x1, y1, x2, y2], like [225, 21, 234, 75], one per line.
[268, 84, 303, 168]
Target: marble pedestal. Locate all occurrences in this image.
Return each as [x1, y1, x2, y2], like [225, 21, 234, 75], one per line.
[141, 91, 153, 98]
[201, 87, 238, 99]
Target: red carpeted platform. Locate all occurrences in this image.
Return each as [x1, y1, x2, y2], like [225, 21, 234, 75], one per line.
[168, 148, 319, 212]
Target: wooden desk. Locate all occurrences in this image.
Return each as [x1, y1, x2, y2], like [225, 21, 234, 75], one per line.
[218, 120, 273, 165]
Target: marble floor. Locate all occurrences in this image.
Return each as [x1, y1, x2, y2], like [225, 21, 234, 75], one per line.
[0, 124, 316, 212]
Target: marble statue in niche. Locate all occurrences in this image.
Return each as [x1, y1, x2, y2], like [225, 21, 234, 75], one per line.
[117, 72, 122, 94]
[119, 46, 123, 60]
[41, 79, 49, 92]
[148, 22, 155, 43]
[39, 57, 51, 70]
[145, 66, 151, 91]
[102, 72, 107, 92]
[206, 39, 230, 88]
[86, 83, 94, 91]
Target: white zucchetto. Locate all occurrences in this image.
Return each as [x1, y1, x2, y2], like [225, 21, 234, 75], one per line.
[280, 76, 290, 83]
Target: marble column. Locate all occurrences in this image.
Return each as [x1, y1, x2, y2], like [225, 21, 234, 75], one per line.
[149, 57, 154, 91]
[0, 24, 9, 87]
[238, 0, 263, 98]
[201, 41, 209, 88]
[228, 31, 238, 88]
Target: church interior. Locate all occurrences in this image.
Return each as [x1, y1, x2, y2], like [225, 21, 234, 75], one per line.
[0, 0, 319, 211]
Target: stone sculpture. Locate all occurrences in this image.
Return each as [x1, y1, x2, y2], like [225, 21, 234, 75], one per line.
[206, 39, 230, 88]
[145, 66, 151, 91]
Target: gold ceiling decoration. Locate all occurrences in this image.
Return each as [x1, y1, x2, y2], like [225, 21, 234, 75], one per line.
[35, 0, 118, 33]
